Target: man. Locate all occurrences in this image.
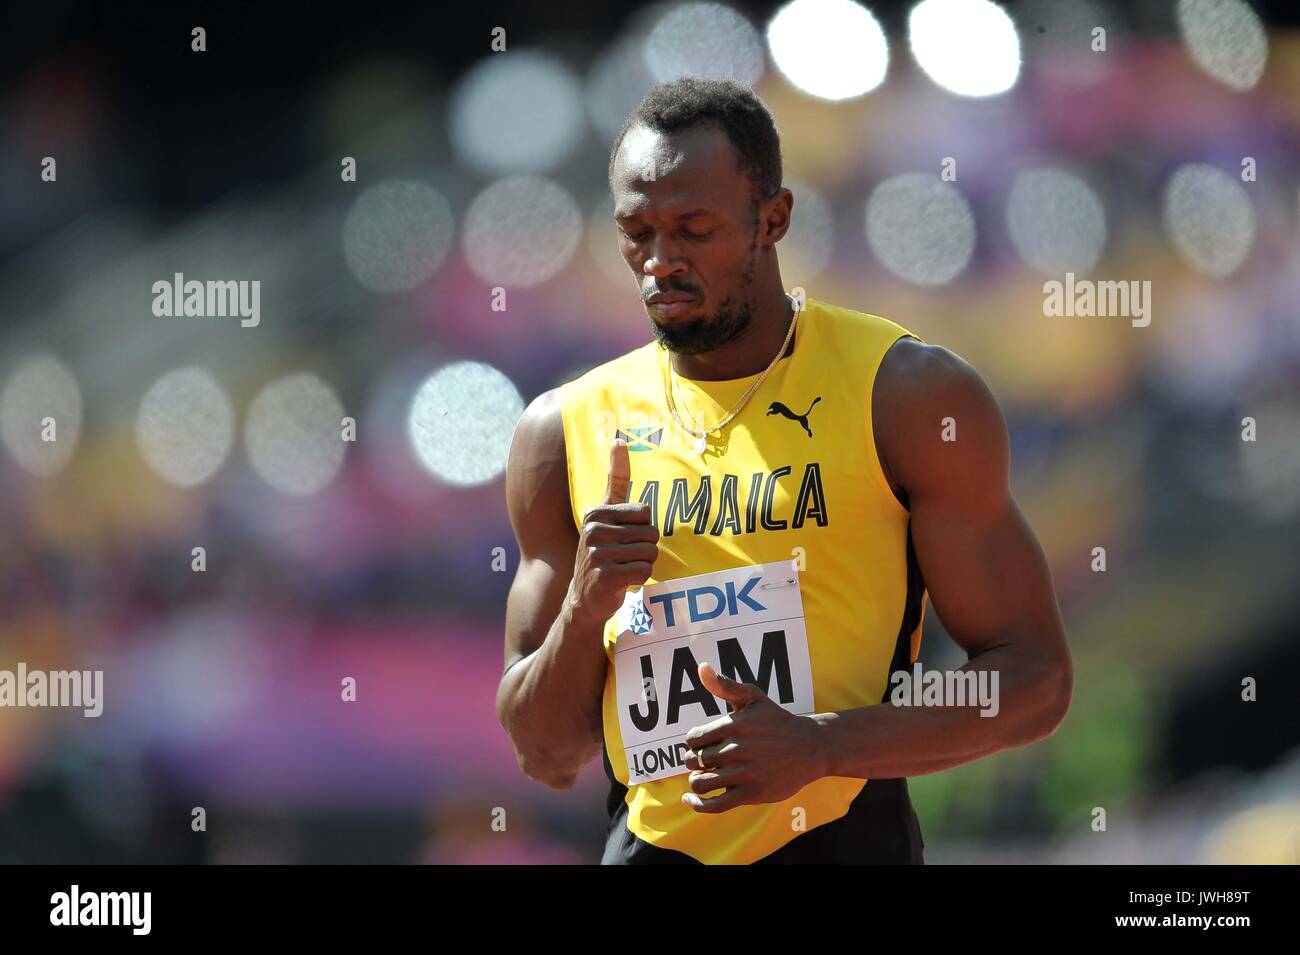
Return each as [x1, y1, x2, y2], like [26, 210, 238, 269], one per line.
[496, 77, 1072, 864]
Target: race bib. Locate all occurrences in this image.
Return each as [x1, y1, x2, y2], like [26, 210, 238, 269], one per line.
[611, 560, 815, 784]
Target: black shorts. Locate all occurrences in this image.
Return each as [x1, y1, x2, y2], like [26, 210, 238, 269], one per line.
[599, 748, 925, 864]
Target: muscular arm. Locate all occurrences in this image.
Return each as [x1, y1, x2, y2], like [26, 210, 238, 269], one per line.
[495, 390, 605, 789]
[811, 338, 1073, 779]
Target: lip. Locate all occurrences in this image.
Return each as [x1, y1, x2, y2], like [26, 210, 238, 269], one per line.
[646, 294, 698, 318]
[648, 301, 697, 318]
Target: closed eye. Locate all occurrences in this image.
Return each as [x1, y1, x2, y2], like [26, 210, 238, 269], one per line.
[619, 227, 714, 241]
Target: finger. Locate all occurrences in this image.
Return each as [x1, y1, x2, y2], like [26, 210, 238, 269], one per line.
[682, 786, 748, 813]
[686, 765, 745, 796]
[683, 715, 736, 752]
[589, 541, 658, 564]
[684, 740, 741, 771]
[580, 519, 659, 544]
[698, 661, 766, 708]
[602, 438, 631, 506]
[582, 502, 654, 526]
[596, 561, 654, 586]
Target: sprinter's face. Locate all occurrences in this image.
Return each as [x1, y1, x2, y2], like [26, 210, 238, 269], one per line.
[611, 123, 764, 354]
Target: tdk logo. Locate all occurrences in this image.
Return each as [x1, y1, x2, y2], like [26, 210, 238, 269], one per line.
[629, 599, 653, 635]
[647, 576, 765, 627]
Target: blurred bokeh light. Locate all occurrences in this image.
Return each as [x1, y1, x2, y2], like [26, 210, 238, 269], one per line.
[1, 0, 1297, 866]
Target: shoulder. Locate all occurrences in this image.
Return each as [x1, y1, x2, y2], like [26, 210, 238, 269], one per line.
[515, 341, 657, 474]
[506, 338, 658, 531]
[806, 298, 915, 343]
[506, 387, 576, 544]
[805, 300, 926, 383]
[875, 337, 990, 409]
[508, 388, 566, 495]
[873, 337, 1010, 507]
[512, 387, 564, 448]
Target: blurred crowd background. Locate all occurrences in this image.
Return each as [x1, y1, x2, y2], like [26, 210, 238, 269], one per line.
[1, 0, 1298, 863]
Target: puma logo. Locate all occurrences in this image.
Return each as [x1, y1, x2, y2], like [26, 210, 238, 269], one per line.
[767, 397, 822, 437]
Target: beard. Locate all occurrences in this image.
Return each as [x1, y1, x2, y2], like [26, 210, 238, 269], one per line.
[648, 296, 753, 355]
[647, 243, 758, 356]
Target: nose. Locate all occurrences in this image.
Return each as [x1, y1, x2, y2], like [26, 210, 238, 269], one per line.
[642, 235, 686, 279]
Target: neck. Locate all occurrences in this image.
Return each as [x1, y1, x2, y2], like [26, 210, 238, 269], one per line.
[670, 278, 795, 382]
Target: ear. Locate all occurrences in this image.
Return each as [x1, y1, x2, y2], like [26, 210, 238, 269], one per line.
[760, 187, 794, 245]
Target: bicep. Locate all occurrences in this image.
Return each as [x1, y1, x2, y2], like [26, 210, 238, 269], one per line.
[878, 341, 1064, 660]
[910, 491, 1062, 659]
[502, 389, 580, 672]
[504, 554, 573, 672]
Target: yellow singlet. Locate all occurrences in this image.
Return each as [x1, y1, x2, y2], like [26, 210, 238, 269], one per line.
[557, 297, 928, 865]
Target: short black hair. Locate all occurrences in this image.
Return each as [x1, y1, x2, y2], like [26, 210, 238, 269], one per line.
[608, 77, 783, 206]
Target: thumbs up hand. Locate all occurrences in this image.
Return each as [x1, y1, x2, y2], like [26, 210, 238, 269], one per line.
[679, 662, 831, 813]
[567, 439, 660, 628]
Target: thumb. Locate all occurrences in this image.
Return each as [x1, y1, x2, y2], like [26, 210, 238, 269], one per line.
[699, 661, 765, 708]
[602, 437, 630, 505]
